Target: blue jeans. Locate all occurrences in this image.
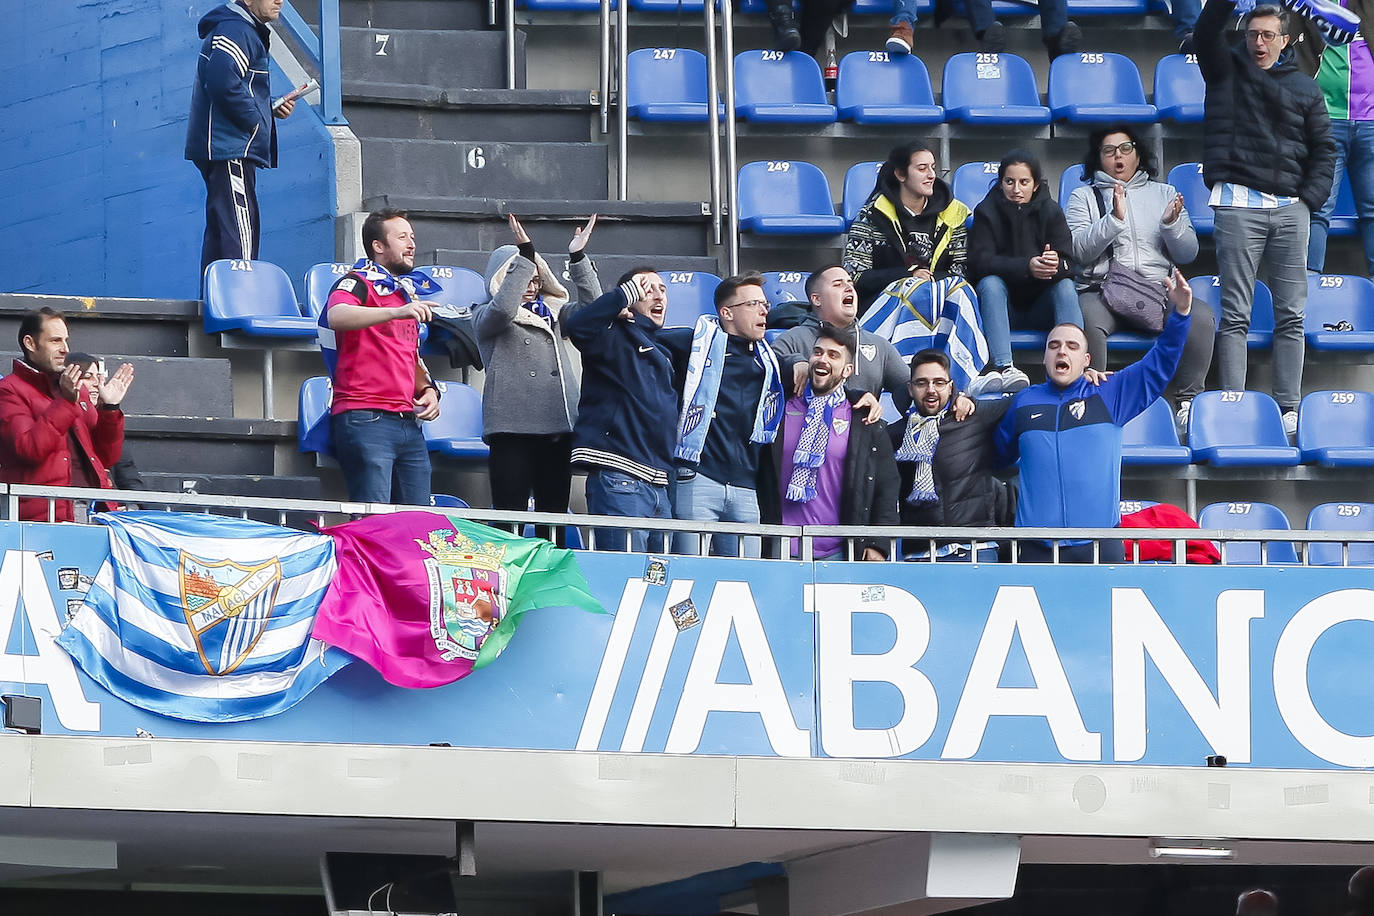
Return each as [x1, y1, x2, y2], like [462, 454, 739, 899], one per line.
[1166, 0, 1200, 38]
[976, 275, 1084, 369]
[893, 0, 920, 24]
[961, 0, 1066, 35]
[1308, 119, 1374, 275]
[671, 471, 761, 557]
[331, 410, 432, 505]
[585, 468, 671, 552]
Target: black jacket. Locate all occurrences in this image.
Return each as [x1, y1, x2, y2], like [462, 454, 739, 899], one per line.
[844, 176, 972, 309]
[967, 184, 1075, 309]
[759, 389, 901, 557]
[1195, 0, 1335, 211]
[888, 396, 1014, 530]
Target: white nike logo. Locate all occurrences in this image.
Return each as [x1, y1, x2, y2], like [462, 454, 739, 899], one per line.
[1031, 412, 1043, 419]
[638, 345, 654, 353]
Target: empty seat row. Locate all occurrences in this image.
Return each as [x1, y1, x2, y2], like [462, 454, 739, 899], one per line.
[630, 50, 1205, 126]
[299, 376, 489, 462]
[1120, 499, 1374, 566]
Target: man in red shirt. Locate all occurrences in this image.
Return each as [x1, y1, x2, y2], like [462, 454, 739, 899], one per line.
[0, 308, 135, 522]
[323, 209, 441, 505]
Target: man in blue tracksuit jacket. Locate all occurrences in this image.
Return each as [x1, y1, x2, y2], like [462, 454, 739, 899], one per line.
[994, 268, 1194, 562]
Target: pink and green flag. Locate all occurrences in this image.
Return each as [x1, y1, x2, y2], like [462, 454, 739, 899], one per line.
[312, 511, 603, 688]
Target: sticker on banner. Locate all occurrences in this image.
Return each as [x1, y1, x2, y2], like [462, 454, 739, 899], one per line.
[668, 598, 700, 631]
[643, 556, 670, 587]
[861, 585, 886, 603]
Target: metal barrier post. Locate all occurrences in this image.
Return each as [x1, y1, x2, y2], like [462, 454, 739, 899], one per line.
[506, 0, 518, 88]
[720, 0, 739, 274]
[600, 0, 612, 134]
[616, 0, 629, 200]
[704, 0, 723, 246]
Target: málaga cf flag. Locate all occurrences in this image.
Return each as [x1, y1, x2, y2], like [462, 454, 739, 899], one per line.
[56, 512, 350, 722]
[312, 511, 603, 689]
[859, 274, 989, 391]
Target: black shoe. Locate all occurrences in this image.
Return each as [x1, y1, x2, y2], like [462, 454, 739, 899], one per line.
[1178, 30, 1195, 54]
[770, 10, 802, 51]
[1048, 20, 1082, 57]
[979, 20, 1008, 52]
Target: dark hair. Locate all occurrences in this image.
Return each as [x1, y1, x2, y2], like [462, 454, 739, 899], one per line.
[1237, 890, 1278, 916]
[875, 141, 936, 202]
[1080, 124, 1159, 181]
[18, 307, 64, 356]
[998, 148, 1043, 187]
[616, 266, 660, 287]
[909, 348, 950, 377]
[804, 264, 845, 300]
[65, 351, 98, 372]
[815, 322, 856, 362]
[1244, 4, 1289, 33]
[362, 208, 408, 257]
[714, 272, 765, 309]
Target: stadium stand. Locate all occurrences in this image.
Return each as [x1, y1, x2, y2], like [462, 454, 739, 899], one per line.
[421, 380, 490, 460]
[1197, 501, 1300, 564]
[626, 48, 716, 122]
[1303, 274, 1374, 351]
[1167, 163, 1214, 234]
[663, 270, 722, 327]
[1190, 276, 1275, 348]
[305, 262, 353, 318]
[1297, 391, 1374, 466]
[761, 270, 810, 307]
[1047, 52, 1157, 123]
[737, 161, 846, 235]
[1188, 391, 1302, 468]
[733, 51, 836, 123]
[835, 52, 943, 124]
[842, 161, 882, 226]
[1305, 503, 1374, 565]
[1121, 396, 1192, 466]
[941, 53, 1051, 125]
[1058, 163, 1090, 209]
[950, 161, 999, 212]
[297, 376, 334, 463]
[1152, 53, 1205, 123]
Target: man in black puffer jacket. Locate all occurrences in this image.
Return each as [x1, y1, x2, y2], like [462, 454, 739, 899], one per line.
[1197, 0, 1336, 434]
[889, 350, 1013, 562]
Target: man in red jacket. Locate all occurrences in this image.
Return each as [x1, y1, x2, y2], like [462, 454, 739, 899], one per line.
[0, 308, 135, 522]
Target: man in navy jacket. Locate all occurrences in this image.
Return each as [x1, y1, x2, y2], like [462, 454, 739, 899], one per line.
[185, 0, 298, 276]
[994, 268, 1193, 562]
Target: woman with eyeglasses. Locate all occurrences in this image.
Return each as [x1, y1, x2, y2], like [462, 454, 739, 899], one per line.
[474, 214, 600, 527]
[1065, 125, 1210, 434]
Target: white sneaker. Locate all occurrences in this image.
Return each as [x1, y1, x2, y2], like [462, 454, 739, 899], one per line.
[1000, 365, 1030, 393]
[1175, 399, 1191, 441]
[1282, 409, 1298, 437]
[966, 371, 1004, 398]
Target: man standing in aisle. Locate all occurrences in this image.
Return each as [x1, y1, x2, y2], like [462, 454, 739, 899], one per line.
[186, 0, 300, 277]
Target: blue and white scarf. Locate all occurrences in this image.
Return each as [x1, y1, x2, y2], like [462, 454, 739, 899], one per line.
[894, 405, 945, 504]
[349, 258, 443, 301]
[675, 315, 784, 464]
[786, 383, 849, 503]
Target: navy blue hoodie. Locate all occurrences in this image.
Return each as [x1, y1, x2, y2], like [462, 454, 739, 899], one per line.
[185, 2, 278, 167]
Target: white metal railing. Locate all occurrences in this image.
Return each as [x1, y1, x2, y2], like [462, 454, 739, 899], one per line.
[7, 485, 1374, 567]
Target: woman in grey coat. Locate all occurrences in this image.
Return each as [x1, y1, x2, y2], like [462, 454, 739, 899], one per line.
[1066, 125, 1213, 431]
[474, 214, 601, 517]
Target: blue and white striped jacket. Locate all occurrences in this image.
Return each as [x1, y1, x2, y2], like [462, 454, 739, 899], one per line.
[184, 2, 277, 167]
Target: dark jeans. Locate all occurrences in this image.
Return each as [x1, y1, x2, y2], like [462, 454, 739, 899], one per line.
[585, 467, 671, 552]
[488, 433, 574, 544]
[331, 409, 432, 506]
[197, 159, 259, 278]
[1080, 290, 1215, 401]
[965, 0, 1067, 36]
[1015, 539, 1126, 563]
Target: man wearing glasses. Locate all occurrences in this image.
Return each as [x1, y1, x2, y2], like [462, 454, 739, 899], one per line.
[1196, 0, 1336, 437]
[890, 350, 1011, 562]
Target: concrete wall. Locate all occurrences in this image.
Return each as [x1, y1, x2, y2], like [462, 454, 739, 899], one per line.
[0, 1, 337, 301]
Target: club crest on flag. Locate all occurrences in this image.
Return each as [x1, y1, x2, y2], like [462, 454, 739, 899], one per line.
[178, 554, 282, 676]
[417, 528, 508, 660]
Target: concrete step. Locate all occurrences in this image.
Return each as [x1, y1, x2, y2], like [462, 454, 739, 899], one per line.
[428, 249, 721, 280]
[0, 352, 233, 419]
[359, 137, 607, 201]
[340, 27, 523, 91]
[368, 194, 712, 258]
[140, 472, 325, 502]
[0, 293, 196, 358]
[123, 417, 294, 477]
[343, 86, 596, 142]
[334, 0, 491, 30]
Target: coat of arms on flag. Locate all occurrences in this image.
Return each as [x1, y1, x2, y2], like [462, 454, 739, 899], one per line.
[415, 527, 506, 661]
[180, 555, 282, 675]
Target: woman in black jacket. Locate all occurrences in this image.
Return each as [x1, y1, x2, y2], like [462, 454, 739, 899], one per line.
[967, 149, 1083, 380]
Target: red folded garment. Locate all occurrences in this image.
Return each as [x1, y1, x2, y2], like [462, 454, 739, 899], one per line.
[1119, 503, 1221, 564]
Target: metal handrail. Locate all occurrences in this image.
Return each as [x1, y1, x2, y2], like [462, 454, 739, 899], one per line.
[278, 0, 346, 125]
[720, 0, 740, 274]
[704, 0, 723, 246]
[506, 0, 518, 88]
[8, 484, 1374, 567]
[600, 0, 613, 133]
[616, 0, 630, 200]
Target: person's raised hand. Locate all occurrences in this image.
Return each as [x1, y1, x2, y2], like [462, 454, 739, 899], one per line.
[1162, 192, 1184, 226]
[1112, 182, 1127, 220]
[1165, 266, 1193, 315]
[791, 361, 809, 397]
[952, 392, 976, 420]
[99, 363, 135, 407]
[508, 213, 531, 245]
[861, 546, 885, 562]
[569, 214, 597, 254]
[853, 391, 883, 424]
[1083, 367, 1113, 386]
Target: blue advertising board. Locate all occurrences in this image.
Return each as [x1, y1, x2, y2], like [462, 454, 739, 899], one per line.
[2, 521, 1372, 770]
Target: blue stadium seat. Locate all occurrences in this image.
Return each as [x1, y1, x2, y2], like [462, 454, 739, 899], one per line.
[1191, 275, 1274, 348]
[1048, 52, 1156, 123]
[520, 0, 611, 9]
[422, 380, 489, 460]
[1118, 498, 1161, 516]
[1297, 390, 1374, 466]
[1304, 274, 1374, 350]
[630, 0, 699, 10]
[761, 270, 810, 306]
[951, 161, 999, 211]
[1010, 331, 1048, 350]
[1198, 501, 1298, 565]
[842, 161, 882, 226]
[1058, 163, 1090, 209]
[737, 160, 846, 234]
[1305, 502, 1374, 565]
[626, 48, 716, 122]
[431, 494, 470, 508]
[203, 259, 316, 338]
[951, 0, 1040, 17]
[1188, 390, 1301, 467]
[414, 265, 487, 313]
[763, 328, 787, 344]
[1067, 0, 1146, 12]
[1168, 163, 1213, 234]
[297, 376, 333, 458]
[1328, 172, 1358, 236]
[941, 53, 1051, 125]
[1153, 53, 1204, 123]
[1121, 396, 1192, 465]
[836, 52, 943, 124]
[305, 262, 354, 319]
[734, 51, 836, 123]
[663, 270, 721, 327]
[851, 0, 933, 12]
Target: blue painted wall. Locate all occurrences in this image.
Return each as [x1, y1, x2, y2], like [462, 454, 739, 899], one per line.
[0, 1, 336, 301]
